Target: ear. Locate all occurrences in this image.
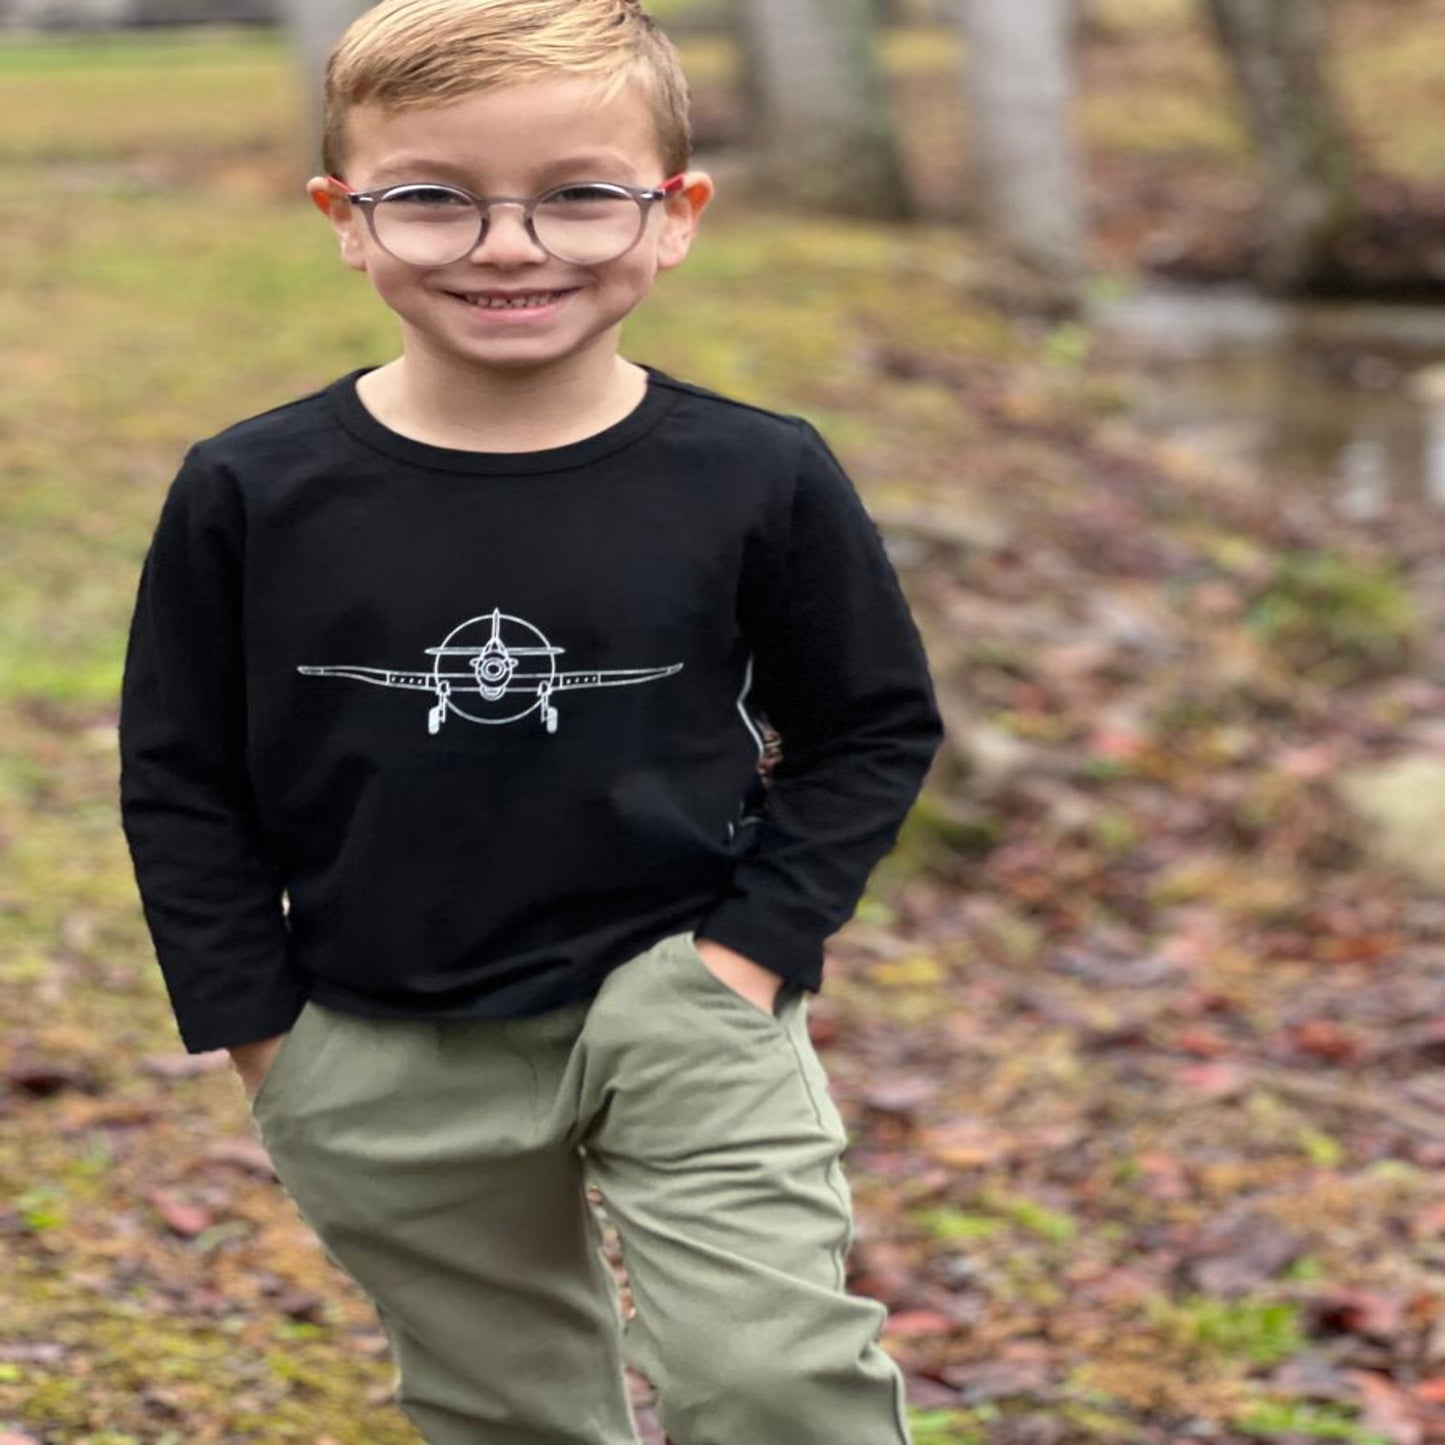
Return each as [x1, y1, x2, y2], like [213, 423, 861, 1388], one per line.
[306, 177, 369, 273]
[655, 170, 714, 272]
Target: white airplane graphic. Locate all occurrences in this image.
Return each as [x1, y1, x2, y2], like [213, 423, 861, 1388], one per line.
[298, 607, 682, 735]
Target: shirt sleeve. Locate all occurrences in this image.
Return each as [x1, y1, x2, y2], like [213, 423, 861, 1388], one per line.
[118, 445, 307, 1053]
[694, 418, 946, 990]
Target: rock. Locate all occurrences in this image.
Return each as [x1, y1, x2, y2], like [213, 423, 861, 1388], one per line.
[1334, 754, 1445, 890]
[1410, 364, 1445, 405]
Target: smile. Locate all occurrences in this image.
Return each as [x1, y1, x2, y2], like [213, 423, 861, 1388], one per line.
[452, 290, 577, 310]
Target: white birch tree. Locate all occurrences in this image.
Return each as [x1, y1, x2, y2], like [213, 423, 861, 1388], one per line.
[1201, 0, 1360, 293]
[733, 0, 912, 219]
[959, 0, 1086, 291]
[277, 0, 367, 173]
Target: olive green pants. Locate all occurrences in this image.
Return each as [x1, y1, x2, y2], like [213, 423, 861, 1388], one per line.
[247, 930, 912, 1445]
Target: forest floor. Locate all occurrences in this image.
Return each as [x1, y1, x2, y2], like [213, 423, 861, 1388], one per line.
[2, 2, 1445, 1441]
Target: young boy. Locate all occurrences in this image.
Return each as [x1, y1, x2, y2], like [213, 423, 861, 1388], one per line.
[119, 1, 944, 1440]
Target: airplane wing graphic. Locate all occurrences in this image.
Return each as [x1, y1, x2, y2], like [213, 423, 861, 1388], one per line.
[547, 666, 683, 691]
[298, 667, 449, 690]
[296, 664, 682, 693]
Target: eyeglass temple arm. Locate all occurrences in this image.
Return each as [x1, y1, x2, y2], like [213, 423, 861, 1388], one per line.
[307, 175, 364, 217]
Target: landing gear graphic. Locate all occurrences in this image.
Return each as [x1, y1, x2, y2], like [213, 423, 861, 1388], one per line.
[298, 608, 682, 735]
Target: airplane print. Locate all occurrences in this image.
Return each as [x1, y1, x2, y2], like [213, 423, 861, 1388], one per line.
[298, 607, 683, 735]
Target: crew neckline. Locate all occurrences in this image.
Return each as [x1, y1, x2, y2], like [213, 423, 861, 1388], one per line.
[326, 363, 679, 475]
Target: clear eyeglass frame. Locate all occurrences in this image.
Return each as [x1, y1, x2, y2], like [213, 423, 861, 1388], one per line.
[327, 173, 688, 268]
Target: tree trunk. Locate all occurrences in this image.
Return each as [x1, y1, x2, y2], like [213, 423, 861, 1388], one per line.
[1201, 0, 1359, 293]
[960, 0, 1087, 292]
[733, 0, 913, 219]
[277, 0, 366, 176]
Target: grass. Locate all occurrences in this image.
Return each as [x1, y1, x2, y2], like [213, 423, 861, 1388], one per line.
[0, 31, 292, 162]
[1233, 1400, 1391, 1444]
[1148, 1295, 1306, 1369]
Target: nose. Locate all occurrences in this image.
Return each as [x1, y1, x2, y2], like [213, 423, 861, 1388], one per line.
[468, 200, 547, 265]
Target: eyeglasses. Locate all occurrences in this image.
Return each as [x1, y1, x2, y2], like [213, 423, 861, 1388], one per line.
[326, 174, 687, 268]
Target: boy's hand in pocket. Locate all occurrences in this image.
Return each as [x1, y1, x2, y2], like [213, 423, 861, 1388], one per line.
[692, 937, 783, 1015]
[229, 1034, 287, 1101]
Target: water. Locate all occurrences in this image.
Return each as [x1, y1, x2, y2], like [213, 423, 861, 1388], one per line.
[1088, 283, 1445, 517]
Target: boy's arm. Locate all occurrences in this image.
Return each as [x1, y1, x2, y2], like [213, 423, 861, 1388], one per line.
[694, 419, 946, 991]
[119, 445, 306, 1055]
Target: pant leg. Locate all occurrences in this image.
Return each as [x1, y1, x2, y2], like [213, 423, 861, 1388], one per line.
[556, 933, 913, 1445]
[247, 997, 639, 1445]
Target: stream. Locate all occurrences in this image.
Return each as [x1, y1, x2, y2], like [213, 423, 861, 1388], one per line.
[1089, 283, 1445, 518]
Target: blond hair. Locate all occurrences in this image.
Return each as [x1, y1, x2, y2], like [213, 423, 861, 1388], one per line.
[322, 0, 692, 180]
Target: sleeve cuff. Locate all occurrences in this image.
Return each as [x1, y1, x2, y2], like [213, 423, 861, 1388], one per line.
[170, 972, 311, 1054]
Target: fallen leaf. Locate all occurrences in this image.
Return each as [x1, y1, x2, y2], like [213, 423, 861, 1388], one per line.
[1174, 1027, 1234, 1058]
[868, 955, 947, 988]
[861, 1076, 940, 1119]
[1348, 1368, 1424, 1445]
[903, 1373, 963, 1409]
[204, 1137, 277, 1177]
[1267, 1350, 1356, 1402]
[1285, 1019, 1366, 1063]
[1134, 1151, 1191, 1202]
[1313, 1288, 1407, 1343]
[1177, 1061, 1252, 1097]
[883, 1310, 955, 1339]
[917, 1118, 1004, 1169]
[938, 1358, 1052, 1402]
[1403, 1076, 1445, 1115]
[275, 1289, 327, 1322]
[0, 1343, 66, 1366]
[142, 1049, 231, 1079]
[6, 1061, 91, 1096]
[1186, 1212, 1306, 1295]
[147, 1189, 212, 1238]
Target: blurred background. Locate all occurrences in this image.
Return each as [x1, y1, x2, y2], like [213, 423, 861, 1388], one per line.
[2, 1, 1445, 1441]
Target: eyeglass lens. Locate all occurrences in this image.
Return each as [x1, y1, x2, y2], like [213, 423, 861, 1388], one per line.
[369, 184, 648, 266]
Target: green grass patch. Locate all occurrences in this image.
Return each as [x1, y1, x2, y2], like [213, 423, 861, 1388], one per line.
[916, 1192, 1079, 1245]
[1233, 1398, 1389, 1443]
[0, 26, 283, 73]
[1148, 1294, 1305, 1368]
[917, 1208, 1009, 1242]
[909, 1408, 989, 1443]
[1246, 550, 1419, 684]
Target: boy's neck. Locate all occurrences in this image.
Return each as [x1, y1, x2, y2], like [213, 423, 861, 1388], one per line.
[357, 346, 650, 454]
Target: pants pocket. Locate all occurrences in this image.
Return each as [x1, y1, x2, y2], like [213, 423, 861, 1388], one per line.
[675, 932, 799, 1029]
[771, 980, 806, 1020]
[246, 998, 320, 1124]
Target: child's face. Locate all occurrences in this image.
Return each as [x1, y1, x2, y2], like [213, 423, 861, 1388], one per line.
[308, 76, 712, 378]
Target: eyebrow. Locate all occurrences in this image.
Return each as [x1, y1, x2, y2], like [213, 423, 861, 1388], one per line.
[364, 152, 641, 185]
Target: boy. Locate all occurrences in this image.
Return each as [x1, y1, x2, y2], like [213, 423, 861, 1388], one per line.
[118, 1, 944, 1440]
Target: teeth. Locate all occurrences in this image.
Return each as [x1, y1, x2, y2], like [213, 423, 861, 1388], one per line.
[471, 292, 563, 310]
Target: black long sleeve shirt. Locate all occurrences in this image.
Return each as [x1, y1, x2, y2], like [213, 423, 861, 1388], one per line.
[118, 364, 945, 1053]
